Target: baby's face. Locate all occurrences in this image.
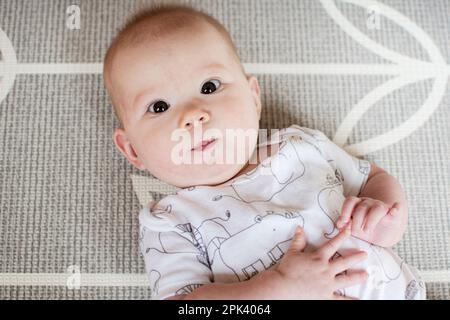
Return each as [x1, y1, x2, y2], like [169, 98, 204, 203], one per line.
[110, 25, 262, 188]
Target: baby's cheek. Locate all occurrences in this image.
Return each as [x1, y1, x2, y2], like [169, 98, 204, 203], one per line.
[135, 138, 167, 167]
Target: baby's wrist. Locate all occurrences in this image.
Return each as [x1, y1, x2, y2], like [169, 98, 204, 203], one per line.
[251, 269, 288, 299]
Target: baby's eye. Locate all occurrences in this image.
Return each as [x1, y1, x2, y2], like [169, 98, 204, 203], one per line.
[147, 100, 170, 113]
[201, 79, 221, 94]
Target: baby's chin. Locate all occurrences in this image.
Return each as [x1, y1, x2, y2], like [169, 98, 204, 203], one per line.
[159, 162, 248, 189]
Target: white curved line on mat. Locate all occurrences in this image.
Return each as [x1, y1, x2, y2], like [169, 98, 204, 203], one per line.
[334, 74, 449, 155]
[319, 0, 445, 65]
[319, 0, 450, 155]
[0, 270, 449, 286]
[343, 74, 448, 155]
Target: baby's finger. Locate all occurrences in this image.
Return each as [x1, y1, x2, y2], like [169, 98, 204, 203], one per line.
[318, 224, 351, 259]
[287, 227, 307, 254]
[363, 205, 387, 234]
[351, 207, 367, 234]
[336, 197, 362, 229]
[335, 271, 368, 289]
[331, 251, 368, 274]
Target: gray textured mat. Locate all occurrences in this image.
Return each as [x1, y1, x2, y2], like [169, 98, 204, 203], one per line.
[0, 0, 449, 299]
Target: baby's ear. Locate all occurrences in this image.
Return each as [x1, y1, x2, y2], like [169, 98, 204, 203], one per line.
[247, 75, 262, 119]
[113, 128, 146, 170]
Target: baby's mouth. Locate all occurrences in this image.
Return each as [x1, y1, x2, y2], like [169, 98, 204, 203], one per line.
[191, 137, 217, 152]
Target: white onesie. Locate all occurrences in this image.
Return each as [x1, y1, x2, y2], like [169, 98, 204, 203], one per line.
[139, 125, 425, 300]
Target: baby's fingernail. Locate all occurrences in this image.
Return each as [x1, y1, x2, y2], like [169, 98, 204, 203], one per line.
[387, 210, 395, 217]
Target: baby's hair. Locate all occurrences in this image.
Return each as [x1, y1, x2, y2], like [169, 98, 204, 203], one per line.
[103, 3, 243, 129]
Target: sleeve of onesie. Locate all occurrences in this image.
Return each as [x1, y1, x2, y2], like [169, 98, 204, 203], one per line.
[138, 203, 213, 300]
[289, 125, 372, 198]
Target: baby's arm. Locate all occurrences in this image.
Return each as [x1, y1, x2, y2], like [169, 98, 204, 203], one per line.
[169, 227, 368, 300]
[336, 163, 408, 247]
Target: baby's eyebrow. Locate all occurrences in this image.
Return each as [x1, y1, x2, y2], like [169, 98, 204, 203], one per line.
[199, 62, 228, 73]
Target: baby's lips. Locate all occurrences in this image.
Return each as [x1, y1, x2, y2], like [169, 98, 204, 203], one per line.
[191, 137, 216, 151]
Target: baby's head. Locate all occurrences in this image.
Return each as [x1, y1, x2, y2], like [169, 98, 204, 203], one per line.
[104, 4, 262, 188]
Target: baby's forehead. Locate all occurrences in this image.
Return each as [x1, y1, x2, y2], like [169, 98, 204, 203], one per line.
[119, 28, 237, 71]
[153, 22, 229, 49]
[134, 17, 220, 47]
[110, 14, 239, 71]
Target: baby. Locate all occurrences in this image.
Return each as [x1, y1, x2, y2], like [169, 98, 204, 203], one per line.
[103, 5, 425, 300]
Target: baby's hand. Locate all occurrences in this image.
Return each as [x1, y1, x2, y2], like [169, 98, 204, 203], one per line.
[270, 225, 368, 299]
[335, 196, 402, 246]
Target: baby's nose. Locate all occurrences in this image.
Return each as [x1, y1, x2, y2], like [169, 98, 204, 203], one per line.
[179, 109, 210, 129]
